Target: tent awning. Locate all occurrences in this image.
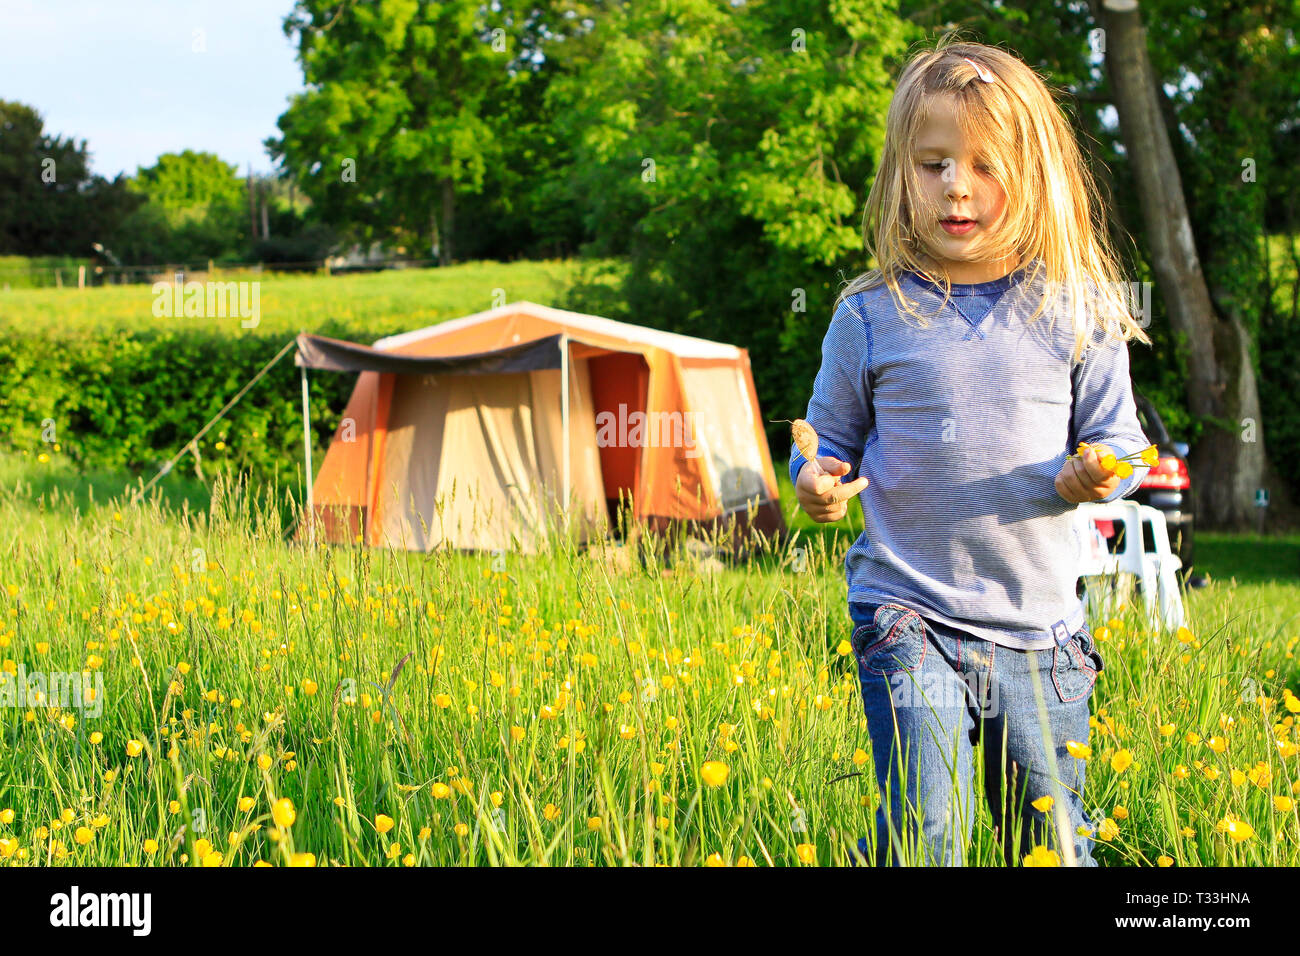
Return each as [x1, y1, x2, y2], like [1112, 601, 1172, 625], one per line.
[294, 332, 566, 375]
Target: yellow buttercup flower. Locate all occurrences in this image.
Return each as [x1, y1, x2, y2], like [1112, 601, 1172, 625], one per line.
[1224, 818, 1255, 843]
[1110, 749, 1134, 773]
[272, 798, 296, 828]
[375, 814, 395, 835]
[700, 761, 729, 788]
[1022, 845, 1060, 867]
[1065, 741, 1092, 760]
[1031, 795, 1054, 813]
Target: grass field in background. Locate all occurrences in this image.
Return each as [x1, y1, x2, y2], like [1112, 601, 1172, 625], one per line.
[3, 450, 1300, 867]
[0, 259, 588, 338]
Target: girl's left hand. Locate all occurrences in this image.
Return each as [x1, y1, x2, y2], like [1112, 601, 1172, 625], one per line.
[1055, 443, 1121, 503]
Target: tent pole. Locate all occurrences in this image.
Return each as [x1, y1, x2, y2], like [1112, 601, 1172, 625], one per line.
[560, 334, 571, 540]
[301, 363, 315, 546]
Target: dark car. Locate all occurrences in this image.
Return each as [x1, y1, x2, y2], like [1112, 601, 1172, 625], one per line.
[1086, 391, 1201, 589]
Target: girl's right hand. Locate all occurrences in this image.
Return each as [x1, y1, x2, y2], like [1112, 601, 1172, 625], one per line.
[796, 457, 869, 523]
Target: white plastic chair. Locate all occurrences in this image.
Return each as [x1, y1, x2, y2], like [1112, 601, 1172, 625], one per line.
[1071, 500, 1185, 632]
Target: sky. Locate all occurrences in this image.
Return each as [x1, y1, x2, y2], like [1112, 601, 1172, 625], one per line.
[0, 0, 304, 179]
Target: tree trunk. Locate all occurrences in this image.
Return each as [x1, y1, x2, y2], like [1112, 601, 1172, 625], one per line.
[430, 204, 440, 265]
[248, 167, 259, 241]
[1095, 0, 1270, 531]
[440, 177, 455, 267]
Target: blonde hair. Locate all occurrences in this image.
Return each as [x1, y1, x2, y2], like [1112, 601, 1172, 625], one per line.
[837, 37, 1151, 366]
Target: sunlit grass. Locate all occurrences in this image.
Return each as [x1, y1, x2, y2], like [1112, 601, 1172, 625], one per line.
[0, 259, 585, 338]
[1, 451, 1299, 866]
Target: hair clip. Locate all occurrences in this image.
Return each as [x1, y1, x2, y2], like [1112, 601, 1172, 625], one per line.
[963, 57, 997, 83]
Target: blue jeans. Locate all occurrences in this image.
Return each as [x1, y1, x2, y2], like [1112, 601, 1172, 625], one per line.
[849, 600, 1104, 867]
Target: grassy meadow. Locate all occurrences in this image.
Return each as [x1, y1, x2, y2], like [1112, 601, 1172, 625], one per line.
[3, 260, 1300, 868]
[3, 445, 1300, 868]
[0, 258, 593, 338]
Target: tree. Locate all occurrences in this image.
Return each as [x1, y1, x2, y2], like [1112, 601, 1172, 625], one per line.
[269, 0, 525, 266]
[452, 2, 602, 261]
[546, 0, 914, 450]
[1089, 0, 1275, 529]
[0, 100, 140, 256]
[115, 150, 247, 263]
[903, 0, 1300, 529]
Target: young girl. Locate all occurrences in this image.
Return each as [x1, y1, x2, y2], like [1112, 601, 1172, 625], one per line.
[791, 39, 1154, 867]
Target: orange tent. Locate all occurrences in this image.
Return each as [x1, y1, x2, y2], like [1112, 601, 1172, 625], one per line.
[294, 301, 785, 554]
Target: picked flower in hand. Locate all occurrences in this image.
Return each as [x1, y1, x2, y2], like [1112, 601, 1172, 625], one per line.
[1066, 442, 1159, 480]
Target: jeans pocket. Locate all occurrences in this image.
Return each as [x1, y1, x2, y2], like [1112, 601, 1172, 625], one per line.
[855, 602, 928, 676]
[1051, 628, 1099, 703]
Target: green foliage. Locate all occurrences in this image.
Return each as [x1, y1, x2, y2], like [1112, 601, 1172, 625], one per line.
[269, 0, 516, 255]
[0, 325, 346, 496]
[130, 150, 245, 215]
[546, 0, 917, 451]
[0, 100, 142, 257]
[0, 261, 582, 492]
[115, 151, 249, 263]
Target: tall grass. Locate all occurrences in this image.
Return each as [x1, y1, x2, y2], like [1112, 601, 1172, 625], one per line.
[1, 451, 1297, 866]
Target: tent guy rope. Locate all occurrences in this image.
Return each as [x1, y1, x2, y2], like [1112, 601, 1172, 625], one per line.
[132, 337, 299, 502]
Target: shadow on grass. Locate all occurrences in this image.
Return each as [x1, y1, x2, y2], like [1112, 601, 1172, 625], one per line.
[1, 453, 214, 517]
[1194, 532, 1300, 587]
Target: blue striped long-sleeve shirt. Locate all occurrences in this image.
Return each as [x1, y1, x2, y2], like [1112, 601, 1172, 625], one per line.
[790, 263, 1152, 651]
